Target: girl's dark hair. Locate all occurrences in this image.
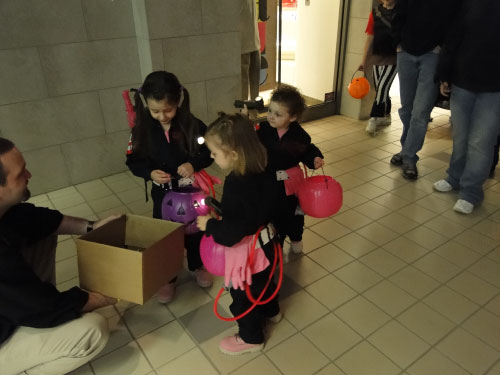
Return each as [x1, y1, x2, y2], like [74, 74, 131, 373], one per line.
[131, 71, 199, 156]
[205, 113, 267, 175]
[270, 84, 306, 119]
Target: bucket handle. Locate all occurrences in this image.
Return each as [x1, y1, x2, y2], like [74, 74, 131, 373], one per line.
[351, 69, 365, 82]
[302, 164, 329, 189]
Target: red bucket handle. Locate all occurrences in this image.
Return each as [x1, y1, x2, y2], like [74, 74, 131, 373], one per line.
[302, 164, 329, 188]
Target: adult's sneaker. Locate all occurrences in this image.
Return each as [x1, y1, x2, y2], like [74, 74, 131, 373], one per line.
[402, 162, 418, 180]
[433, 179, 453, 192]
[453, 199, 474, 214]
[390, 153, 403, 166]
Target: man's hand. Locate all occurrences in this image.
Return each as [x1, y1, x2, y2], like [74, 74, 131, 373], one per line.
[177, 162, 194, 178]
[82, 291, 117, 312]
[93, 214, 122, 231]
[440, 82, 451, 97]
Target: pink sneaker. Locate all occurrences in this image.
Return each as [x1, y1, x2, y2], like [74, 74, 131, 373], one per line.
[194, 268, 213, 288]
[219, 334, 264, 355]
[156, 282, 175, 304]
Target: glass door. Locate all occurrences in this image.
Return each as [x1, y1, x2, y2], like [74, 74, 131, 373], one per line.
[255, 0, 344, 120]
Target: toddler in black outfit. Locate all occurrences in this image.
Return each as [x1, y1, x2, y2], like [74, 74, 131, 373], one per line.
[257, 85, 324, 257]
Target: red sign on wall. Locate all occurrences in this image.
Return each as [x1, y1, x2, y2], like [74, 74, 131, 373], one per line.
[283, 0, 298, 8]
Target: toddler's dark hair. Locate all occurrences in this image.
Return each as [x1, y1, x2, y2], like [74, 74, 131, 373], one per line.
[270, 84, 306, 119]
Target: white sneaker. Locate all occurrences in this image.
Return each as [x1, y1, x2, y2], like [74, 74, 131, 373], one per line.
[290, 241, 303, 254]
[267, 312, 283, 323]
[378, 114, 392, 126]
[453, 199, 474, 214]
[365, 118, 378, 135]
[433, 179, 453, 192]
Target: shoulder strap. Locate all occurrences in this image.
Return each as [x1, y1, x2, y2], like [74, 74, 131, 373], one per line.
[375, 6, 392, 29]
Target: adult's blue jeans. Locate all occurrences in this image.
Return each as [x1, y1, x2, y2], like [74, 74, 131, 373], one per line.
[446, 85, 500, 204]
[397, 50, 439, 164]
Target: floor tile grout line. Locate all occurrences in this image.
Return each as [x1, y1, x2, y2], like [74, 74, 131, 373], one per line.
[36, 111, 500, 374]
[301, 220, 500, 370]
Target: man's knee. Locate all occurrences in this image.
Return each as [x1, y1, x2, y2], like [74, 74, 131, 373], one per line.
[69, 313, 109, 356]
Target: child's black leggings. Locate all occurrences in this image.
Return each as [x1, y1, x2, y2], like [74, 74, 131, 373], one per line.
[229, 239, 280, 344]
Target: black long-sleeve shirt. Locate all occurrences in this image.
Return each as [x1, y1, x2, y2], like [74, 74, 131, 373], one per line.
[257, 121, 323, 172]
[392, 0, 458, 56]
[438, 0, 500, 93]
[126, 118, 212, 182]
[0, 204, 88, 345]
[205, 172, 280, 247]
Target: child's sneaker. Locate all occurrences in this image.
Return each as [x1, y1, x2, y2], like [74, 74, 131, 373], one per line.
[290, 240, 303, 254]
[365, 118, 378, 135]
[194, 268, 213, 288]
[157, 282, 176, 304]
[378, 114, 392, 126]
[267, 312, 283, 323]
[282, 245, 291, 264]
[219, 334, 264, 355]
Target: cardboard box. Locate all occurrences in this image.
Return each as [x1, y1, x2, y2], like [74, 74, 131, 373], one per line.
[76, 214, 184, 304]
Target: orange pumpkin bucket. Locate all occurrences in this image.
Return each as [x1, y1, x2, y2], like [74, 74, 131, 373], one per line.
[348, 70, 370, 99]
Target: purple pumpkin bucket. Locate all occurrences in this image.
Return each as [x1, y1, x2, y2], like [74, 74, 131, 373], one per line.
[161, 186, 210, 234]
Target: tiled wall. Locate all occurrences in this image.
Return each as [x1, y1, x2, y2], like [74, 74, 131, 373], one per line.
[0, 0, 241, 195]
[340, 0, 375, 120]
[132, 0, 241, 125]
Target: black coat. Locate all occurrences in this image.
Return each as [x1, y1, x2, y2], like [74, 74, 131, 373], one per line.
[0, 204, 88, 345]
[392, 0, 459, 56]
[257, 121, 323, 172]
[205, 172, 280, 247]
[126, 117, 212, 181]
[438, 0, 500, 93]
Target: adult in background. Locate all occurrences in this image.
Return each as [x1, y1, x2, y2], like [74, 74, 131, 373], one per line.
[240, 0, 261, 111]
[390, 0, 459, 180]
[359, 0, 398, 136]
[433, 0, 500, 214]
[0, 138, 118, 375]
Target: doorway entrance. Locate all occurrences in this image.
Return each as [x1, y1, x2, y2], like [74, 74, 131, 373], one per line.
[255, 0, 346, 121]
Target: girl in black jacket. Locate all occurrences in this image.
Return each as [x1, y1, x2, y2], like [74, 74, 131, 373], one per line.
[126, 71, 213, 303]
[197, 113, 281, 355]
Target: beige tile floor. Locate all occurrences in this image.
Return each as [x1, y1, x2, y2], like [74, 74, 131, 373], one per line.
[28, 103, 500, 375]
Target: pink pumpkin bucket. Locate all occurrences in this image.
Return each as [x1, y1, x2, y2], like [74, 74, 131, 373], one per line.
[298, 175, 343, 218]
[200, 234, 225, 276]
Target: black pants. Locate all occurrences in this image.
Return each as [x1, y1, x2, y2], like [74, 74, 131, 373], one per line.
[152, 184, 203, 271]
[229, 239, 280, 344]
[275, 193, 304, 245]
